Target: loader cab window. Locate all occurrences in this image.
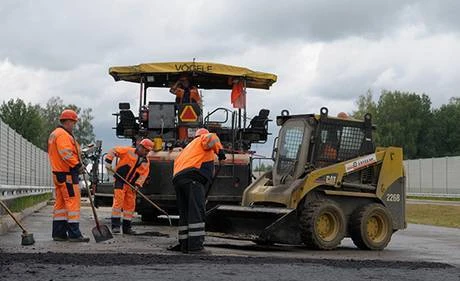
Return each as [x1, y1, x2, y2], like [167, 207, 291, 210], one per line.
[276, 123, 305, 176]
[337, 126, 365, 160]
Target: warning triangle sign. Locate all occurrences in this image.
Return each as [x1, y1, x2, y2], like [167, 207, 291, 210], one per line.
[180, 105, 198, 122]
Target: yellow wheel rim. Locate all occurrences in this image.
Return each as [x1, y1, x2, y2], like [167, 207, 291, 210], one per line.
[316, 211, 339, 241]
[366, 212, 389, 243]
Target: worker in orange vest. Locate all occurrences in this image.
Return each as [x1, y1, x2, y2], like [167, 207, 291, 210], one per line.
[169, 75, 201, 105]
[172, 129, 226, 253]
[48, 109, 89, 242]
[105, 139, 153, 234]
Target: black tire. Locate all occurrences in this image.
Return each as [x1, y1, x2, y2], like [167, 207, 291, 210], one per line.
[349, 203, 393, 250]
[299, 200, 346, 250]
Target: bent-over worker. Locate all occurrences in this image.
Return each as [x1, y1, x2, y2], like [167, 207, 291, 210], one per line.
[105, 139, 153, 234]
[172, 130, 226, 253]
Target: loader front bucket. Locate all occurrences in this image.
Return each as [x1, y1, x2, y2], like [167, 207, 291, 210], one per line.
[205, 205, 302, 245]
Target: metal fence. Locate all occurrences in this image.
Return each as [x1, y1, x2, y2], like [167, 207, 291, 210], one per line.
[0, 119, 52, 187]
[252, 155, 460, 198]
[405, 156, 460, 197]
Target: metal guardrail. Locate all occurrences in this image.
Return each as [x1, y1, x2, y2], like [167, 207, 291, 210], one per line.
[0, 185, 53, 200]
[0, 119, 52, 186]
[407, 192, 460, 199]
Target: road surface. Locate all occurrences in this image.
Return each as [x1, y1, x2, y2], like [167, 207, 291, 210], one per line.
[0, 204, 459, 281]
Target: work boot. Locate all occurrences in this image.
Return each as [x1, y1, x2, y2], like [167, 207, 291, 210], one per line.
[112, 226, 121, 234]
[187, 248, 211, 255]
[167, 243, 182, 252]
[69, 235, 90, 242]
[122, 220, 135, 235]
[52, 236, 68, 242]
[123, 228, 137, 235]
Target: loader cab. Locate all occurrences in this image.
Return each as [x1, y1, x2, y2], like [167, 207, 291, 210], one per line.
[272, 113, 316, 186]
[272, 107, 375, 186]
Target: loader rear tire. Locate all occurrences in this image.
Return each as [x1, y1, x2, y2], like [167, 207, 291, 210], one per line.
[349, 203, 393, 250]
[299, 200, 345, 250]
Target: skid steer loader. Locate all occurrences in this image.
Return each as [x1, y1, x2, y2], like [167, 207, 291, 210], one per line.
[206, 107, 406, 250]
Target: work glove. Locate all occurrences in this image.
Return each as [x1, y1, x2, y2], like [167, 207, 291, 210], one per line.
[105, 163, 113, 174]
[217, 149, 226, 161]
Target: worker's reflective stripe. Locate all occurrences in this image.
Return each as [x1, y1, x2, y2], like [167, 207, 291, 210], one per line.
[123, 211, 134, 219]
[112, 208, 122, 217]
[188, 230, 205, 237]
[123, 217, 132, 221]
[59, 148, 74, 160]
[136, 175, 146, 185]
[188, 222, 205, 229]
[178, 234, 188, 240]
[53, 217, 68, 221]
[67, 211, 79, 216]
[62, 154, 73, 160]
[178, 225, 188, 231]
[207, 138, 219, 149]
[68, 219, 79, 223]
[111, 215, 121, 218]
[54, 209, 67, 214]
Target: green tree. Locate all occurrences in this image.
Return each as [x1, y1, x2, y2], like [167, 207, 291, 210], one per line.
[432, 97, 460, 156]
[42, 97, 95, 147]
[73, 107, 95, 146]
[374, 90, 433, 159]
[352, 89, 377, 120]
[41, 96, 65, 148]
[0, 98, 46, 147]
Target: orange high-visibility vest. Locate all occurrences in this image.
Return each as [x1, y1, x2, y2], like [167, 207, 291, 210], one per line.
[48, 126, 81, 172]
[106, 146, 150, 188]
[173, 86, 201, 104]
[173, 133, 222, 180]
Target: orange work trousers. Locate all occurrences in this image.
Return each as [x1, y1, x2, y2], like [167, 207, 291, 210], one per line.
[112, 185, 137, 223]
[53, 174, 81, 223]
[52, 173, 83, 239]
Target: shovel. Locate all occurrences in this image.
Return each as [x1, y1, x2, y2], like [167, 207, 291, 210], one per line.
[0, 200, 35, 246]
[81, 171, 113, 242]
[107, 167, 172, 226]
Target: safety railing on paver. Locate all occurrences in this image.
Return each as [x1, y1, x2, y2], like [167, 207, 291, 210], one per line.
[0, 185, 53, 200]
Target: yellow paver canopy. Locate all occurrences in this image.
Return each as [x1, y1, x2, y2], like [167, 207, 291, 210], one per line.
[109, 61, 277, 90]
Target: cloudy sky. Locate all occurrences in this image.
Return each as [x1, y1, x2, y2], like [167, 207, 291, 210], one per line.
[1, 0, 460, 156]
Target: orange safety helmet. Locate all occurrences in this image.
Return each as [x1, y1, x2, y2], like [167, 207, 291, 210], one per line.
[337, 112, 349, 119]
[139, 138, 154, 151]
[59, 109, 78, 122]
[195, 128, 209, 137]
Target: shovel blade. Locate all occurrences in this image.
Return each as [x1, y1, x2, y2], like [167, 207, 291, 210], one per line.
[21, 232, 35, 246]
[92, 224, 113, 243]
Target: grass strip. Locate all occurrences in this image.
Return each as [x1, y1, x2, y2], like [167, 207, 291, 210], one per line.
[406, 204, 460, 228]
